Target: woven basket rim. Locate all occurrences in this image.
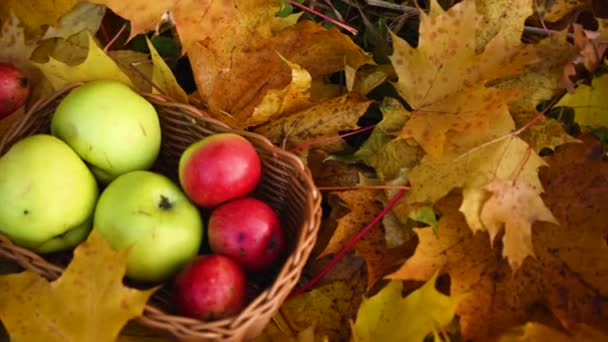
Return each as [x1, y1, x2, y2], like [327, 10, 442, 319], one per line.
[0, 82, 323, 340]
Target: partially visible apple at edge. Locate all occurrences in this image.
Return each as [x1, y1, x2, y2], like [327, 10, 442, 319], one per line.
[0, 134, 98, 253]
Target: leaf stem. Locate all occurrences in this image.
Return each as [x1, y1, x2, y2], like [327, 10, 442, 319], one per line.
[104, 23, 127, 52]
[288, 124, 376, 153]
[287, 188, 408, 299]
[511, 95, 562, 137]
[286, 0, 359, 35]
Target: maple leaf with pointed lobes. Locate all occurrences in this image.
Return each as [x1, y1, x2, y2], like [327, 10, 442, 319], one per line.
[399, 85, 519, 158]
[389, 135, 608, 341]
[353, 272, 458, 342]
[0, 228, 157, 342]
[407, 136, 551, 267]
[34, 32, 134, 90]
[389, 0, 538, 159]
[481, 179, 558, 269]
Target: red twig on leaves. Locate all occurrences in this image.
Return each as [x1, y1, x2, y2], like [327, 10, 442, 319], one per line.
[287, 187, 408, 299]
[288, 125, 376, 153]
[285, 0, 358, 35]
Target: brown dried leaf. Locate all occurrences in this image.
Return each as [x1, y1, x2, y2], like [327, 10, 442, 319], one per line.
[190, 19, 372, 125]
[318, 190, 382, 259]
[253, 92, 372, 153]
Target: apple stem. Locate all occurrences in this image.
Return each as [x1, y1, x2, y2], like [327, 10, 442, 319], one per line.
[288, 125, 376, 153]
[286, 188, 407, 299]
[285, 0, 358, 35]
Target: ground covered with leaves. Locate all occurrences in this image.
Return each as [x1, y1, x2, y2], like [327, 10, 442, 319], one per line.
[1, 0, 608, 341]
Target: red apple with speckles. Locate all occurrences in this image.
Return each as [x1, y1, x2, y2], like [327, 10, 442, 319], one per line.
[178, 133, 262, 208]
[0, 63, 30, 118]
[208, 197, 285, 272]
[174, 254, 247, 320]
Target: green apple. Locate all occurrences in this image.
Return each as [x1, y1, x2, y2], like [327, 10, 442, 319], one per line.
[94, 170, 203, 283]
[0, 134, 98, 252]
[51, 80, 162, 183]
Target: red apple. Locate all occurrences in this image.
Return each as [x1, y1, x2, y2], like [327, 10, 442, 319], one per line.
[208, 197, 285, 272]
[174, 254, 247, 320]
[178, 133, 262, 208]
[0, 63, 30, 118]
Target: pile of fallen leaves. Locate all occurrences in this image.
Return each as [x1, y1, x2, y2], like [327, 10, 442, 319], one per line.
[1, 0, 608, 341]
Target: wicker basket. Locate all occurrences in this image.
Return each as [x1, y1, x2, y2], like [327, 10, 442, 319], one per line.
[0, 83, 322, 341]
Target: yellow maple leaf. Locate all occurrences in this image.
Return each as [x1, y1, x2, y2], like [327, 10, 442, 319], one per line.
[555, 69, 608, 129]
[34, 31, 134, 90]
[495, 30, 575, 113]
[0, 228, 157, 342]
[476, 0, 533, 49]
[353, 272, 458, 342]
[480, 179, 558, 269]
[0, 0, 78, 32]
[390, 0, 536, 109]
[389, 0, 537, 158]
[408, 136, 554, 269]
[145, 37, 187, 103]
[399, 85, 519, 158]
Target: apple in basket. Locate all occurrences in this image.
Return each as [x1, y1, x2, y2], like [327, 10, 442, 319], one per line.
[51, 80, 162, 184]
[208, 197, 285, 272]
[178, 133, 262, 208]
[0, 62, 30, 118]
[94, 170, 204, 283]
[174, 254, 247, 320]
[0, 134, 98, 253]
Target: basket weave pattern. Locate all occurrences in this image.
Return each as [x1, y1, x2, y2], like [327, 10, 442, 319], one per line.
[0, 84, 322, 341]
